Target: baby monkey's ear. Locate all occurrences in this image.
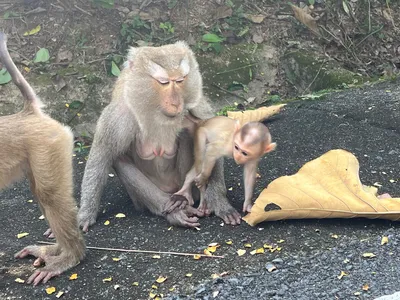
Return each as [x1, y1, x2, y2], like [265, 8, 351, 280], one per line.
[234, 120, 241, 134]
[265, 142, 277, 154]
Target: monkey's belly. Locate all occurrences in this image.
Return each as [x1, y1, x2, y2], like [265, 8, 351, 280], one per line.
[133, 155, 181, 193]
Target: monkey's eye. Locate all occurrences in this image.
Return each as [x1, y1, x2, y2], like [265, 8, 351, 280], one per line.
[234, 144, 239, 151]
[242, 151, 248, 156]
[158, 80, 170, 85]
[175, 77, 185, 83]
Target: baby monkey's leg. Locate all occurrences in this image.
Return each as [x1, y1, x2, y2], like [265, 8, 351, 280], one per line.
[164, 167, 197, 214]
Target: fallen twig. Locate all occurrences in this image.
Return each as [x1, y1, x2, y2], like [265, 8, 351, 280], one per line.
[211, 83, 247, 102]
[302, 59, 326, 95]
[356, 25, 384, 47]
[216, 63, 257, 75]
[74, 4, 92, 16]
[37, 241, 225, 258]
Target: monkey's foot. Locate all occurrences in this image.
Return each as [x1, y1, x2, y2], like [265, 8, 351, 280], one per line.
[198, 201, 211, 216]
[77, 210, 97, 232]
[25, 268, 62, 286]
[194, 174, 207, 188]
[165, 206, 204, 228]
[215, 207, 242, 226]
[163, 193, 192, 215]
[43, 228, 55, 239]
[15, 245, 78, 286]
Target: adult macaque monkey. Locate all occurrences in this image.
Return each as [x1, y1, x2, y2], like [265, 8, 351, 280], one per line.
[0, 33, 85, 285]
[169, 117, 276, 214]
[78, 41, 241, 229]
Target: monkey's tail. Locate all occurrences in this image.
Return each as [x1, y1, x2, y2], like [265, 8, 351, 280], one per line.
[0, 32, 42, 113]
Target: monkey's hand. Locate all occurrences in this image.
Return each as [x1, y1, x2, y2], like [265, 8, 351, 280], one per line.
[242, 202, 253, 213]
[165, 206, 205, 228]
[15, 244, 80, 286]
[43, 228, 56, 239]
[163, 194, 189, 215]
[77, 208, 97, 232]
[194, 173, 208, 188]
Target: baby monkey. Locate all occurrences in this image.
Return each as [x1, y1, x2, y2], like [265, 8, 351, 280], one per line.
[167, 116, 276, 214]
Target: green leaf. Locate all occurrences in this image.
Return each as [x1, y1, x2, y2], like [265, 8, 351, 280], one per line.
[168, 0, 178, 9]
[69, 100, 83, 109]
[34, 48, 50, 63]
[342, 0, 350, 16]
[237, 26, 249, 37]
[111, 61, 121, 77]
[269, 94, 281, 102]
[227, 81, 246, 92]
[23, 25, 41, 36]
[308, 0, 315, 5]
[0, 68, 11, 84]
[202, 33, 224, 43]
[92, 0, 114, 9]
[210, 42, 222, 54]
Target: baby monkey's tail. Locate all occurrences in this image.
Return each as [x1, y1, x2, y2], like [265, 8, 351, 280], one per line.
[0, 32, 42, 113]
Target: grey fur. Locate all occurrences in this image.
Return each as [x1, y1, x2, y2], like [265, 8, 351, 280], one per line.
[78, 41, 240, 228]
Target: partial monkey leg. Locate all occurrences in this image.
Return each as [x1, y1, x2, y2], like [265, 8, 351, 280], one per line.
[165, 166, 197, 214]
[114, 155, 204, 228]
[15, 133, 85, 285]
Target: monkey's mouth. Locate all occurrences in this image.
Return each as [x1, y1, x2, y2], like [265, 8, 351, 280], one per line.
[163, 111, 179, 118]
[161, 108, 182, 119]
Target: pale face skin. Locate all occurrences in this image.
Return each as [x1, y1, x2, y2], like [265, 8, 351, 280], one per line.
[232, 131, 277, 212]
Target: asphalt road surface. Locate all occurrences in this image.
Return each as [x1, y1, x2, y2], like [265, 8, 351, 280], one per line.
[1, 79, 399, 300]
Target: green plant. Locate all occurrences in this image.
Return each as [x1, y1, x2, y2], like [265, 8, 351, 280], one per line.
[168, 0, 178, 9]
[159, 22, 175, 35]
[0, 68, 11, 84]
[92, 0, 114, 9]
[34, 48, 50, 63]
[196, 33, 225, 54]
[216, 105, 238, 116]
[74, 141, 91, 153]
[224, 4, 249, 38]
[3, 11, 20, 19]
[119, 16, 152, 49]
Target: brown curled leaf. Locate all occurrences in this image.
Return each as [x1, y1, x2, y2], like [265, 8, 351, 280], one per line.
[243, 149, 400, 226]
[227, 104, 286, 126]
[290, 5, 319, 35]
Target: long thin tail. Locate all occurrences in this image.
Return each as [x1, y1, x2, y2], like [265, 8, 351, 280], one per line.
[0, 32, 40, 112]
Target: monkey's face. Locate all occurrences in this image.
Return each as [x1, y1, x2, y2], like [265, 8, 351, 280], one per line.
[153, 75, 186, 118]
[148, 59, 190, 118]
[232, 138, 260, 165]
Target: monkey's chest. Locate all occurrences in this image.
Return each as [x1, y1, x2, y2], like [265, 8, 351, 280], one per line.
[135, 139, 177, 160]
[132, 141, 180, 193]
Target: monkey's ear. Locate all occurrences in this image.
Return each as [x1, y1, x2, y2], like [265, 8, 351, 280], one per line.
[148, 60, 169, 79]
[174, 40, 190, 50]
[265, 142, 277, 154]
[180, 56, 190, 76]
[126, 47, 139, 70]
[127, 47, 139, 61]
[234, 120, 241, 133]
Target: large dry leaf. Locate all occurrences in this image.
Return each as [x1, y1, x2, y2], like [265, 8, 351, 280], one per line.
[290, 5, 319, 35]
[227, 104, 286, 125]
[243, 149, 400, 226]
